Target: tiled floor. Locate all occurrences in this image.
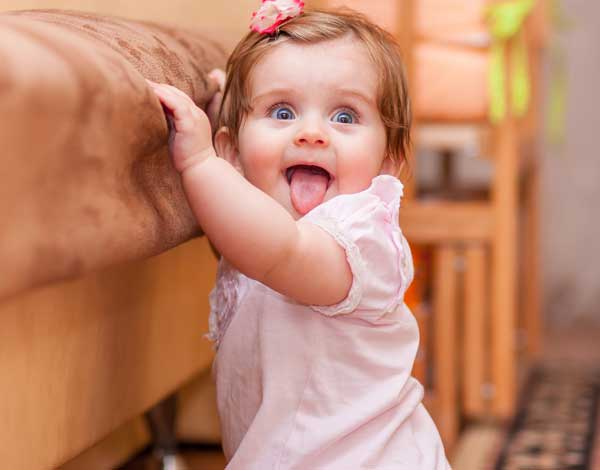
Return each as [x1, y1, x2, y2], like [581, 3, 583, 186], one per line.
[453, 325, 600, 470]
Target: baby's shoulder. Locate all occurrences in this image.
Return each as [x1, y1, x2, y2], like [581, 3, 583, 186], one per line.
[303, 176, 413, 319]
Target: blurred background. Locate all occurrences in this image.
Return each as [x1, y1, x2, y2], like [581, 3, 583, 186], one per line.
[1, 0, 599, 469]
[540, 0, 600, 329]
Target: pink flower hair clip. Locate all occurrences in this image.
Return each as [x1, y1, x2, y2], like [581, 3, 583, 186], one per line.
[250, 0, 305, 35]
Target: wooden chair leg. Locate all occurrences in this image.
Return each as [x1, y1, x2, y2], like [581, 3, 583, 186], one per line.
[463, 244, 488, 418]
[491, 119, 518, 419]
[433, 245, 459, 450]
[522, 163, 542, 360]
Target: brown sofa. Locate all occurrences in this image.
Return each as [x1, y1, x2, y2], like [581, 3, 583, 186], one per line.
[0, 10, 226, 301]
[0, 10, 226, 469]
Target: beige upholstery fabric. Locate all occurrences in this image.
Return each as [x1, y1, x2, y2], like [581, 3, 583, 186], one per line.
[0, 10, 227, 300]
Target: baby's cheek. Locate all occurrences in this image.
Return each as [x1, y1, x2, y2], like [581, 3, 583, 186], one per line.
[238, 149, 281, 194]
[239, 133, 279, 170]
[240, 149, 277, 181]
[338, 157, 381, 192]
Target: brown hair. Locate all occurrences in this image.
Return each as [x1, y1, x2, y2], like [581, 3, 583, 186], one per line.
[218, 8, 411, 171]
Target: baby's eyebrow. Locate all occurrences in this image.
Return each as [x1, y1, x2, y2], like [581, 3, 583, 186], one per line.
[251, 88, 295, 105]
[250, 87, 375, 108]
[333, 88, 374, 106]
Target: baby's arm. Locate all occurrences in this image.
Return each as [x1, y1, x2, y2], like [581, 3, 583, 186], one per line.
[149, 81, 352, 306]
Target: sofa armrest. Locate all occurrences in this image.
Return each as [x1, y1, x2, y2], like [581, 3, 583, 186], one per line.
[0, 10, 226, 300]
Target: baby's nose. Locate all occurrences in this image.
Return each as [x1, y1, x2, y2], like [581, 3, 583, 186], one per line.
[294, 119, 329, 147]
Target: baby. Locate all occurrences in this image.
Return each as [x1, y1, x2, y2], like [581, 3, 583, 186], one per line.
[149, 2, 450, 468]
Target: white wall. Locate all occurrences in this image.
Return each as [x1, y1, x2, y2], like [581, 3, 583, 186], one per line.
[541, 0, 600, 326]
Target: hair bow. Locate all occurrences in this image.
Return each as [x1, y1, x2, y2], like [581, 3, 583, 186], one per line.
[250, 0, 305, 35]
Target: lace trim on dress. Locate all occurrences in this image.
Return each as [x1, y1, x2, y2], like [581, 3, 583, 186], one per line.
[375, 177, 409, 313]
[373, 175, 415, 312]
[307, 216, 365, 316]
[206, 260, 246, 350]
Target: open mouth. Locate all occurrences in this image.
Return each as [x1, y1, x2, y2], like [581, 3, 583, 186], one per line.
[285, 164, 333, 215]
[285, 164, 332, 187]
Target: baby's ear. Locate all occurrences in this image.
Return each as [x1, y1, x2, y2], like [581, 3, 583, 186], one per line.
[214, 127, 243, 174]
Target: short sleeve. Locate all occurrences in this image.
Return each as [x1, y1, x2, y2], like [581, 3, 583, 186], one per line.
[302, 175, 412, 319]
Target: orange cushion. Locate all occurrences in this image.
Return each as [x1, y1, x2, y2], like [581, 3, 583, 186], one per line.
[414, 42, 489, 122]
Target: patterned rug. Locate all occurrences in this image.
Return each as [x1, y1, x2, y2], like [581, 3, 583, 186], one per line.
[494, 363, 600, 469]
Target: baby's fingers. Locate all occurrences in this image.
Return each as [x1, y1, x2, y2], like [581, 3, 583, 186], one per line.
[209, 69, 226, 92]
[148, 82, 204, 132]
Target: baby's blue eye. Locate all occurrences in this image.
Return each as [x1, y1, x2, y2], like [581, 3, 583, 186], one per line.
[332, 110, 355, 124]
[270, 106, 295, 120]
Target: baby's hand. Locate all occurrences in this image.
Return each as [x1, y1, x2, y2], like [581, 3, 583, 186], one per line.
[147, 80, 216, 173]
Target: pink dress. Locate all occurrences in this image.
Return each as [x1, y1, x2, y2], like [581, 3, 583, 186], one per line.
[208, 175, 451, 469]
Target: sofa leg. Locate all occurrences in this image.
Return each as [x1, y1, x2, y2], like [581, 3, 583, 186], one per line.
[145, 394, 188, 470]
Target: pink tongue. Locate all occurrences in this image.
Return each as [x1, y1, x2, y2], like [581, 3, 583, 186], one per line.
[290, 168, 328, 215]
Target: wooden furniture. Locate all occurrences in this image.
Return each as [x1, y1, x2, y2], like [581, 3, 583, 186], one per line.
[316, 0, 546, 451]
[0, 10, 225, 469]
[401, 2, 547, 450]
[0, 239, 218, 470]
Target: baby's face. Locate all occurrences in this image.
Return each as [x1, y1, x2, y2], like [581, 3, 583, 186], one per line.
[236, 36, 388, 219]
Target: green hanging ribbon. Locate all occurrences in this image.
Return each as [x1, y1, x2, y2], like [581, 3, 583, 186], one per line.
[547, 0, 571, 147]
[485, 0, 535, 123]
